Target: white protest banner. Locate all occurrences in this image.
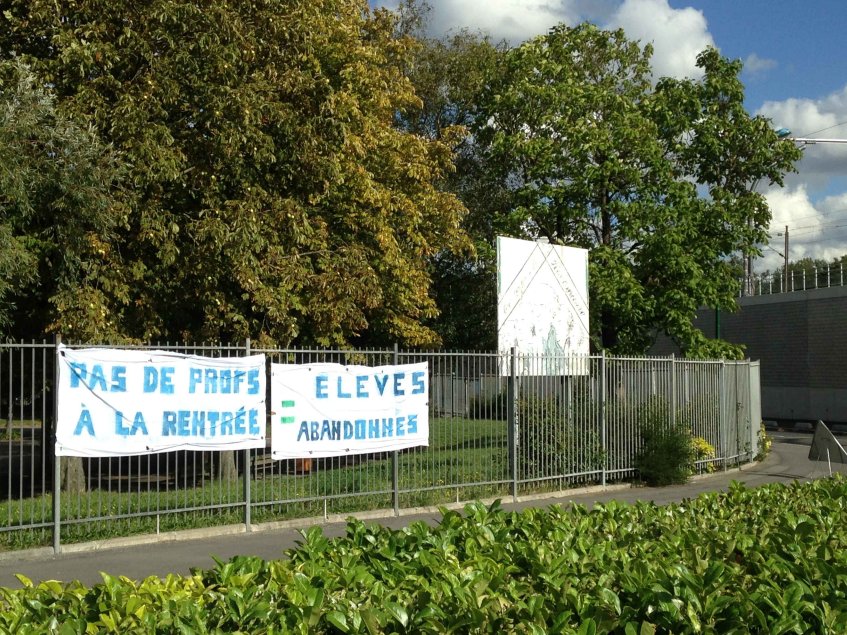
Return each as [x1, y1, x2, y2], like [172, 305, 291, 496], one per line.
[56, 346, 266, 457]
[270, 362, 429, 459]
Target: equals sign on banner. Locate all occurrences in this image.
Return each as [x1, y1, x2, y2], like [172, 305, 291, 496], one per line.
[280, 400, 296, 424]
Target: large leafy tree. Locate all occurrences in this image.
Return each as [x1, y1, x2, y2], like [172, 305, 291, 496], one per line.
[474, 24, 801, 356]
[0, 59, 125, 339]
[398, 23, 508, 349]
[1, 0, 469, 346]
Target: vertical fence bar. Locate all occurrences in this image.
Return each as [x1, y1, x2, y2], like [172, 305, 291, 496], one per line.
[749, 362, 760, 460]
[600, 351, 607, 487]
[243, 339, 252, 532]
[507, 347, 518, 501]
[738, 362, 747, 464]
[736, 362, 743, 464]
[670, 354, 676, 428]
[52, 335, 62, 554]
[720, 360, 728, 472]
[392, 343, 400, 516]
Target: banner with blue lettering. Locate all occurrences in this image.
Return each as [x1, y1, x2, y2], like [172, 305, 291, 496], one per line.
[270, 362, 429, 459]
[56, 346, 266, 457]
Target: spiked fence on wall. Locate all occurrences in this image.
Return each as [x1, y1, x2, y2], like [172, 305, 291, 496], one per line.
[0, 341, 759, 552]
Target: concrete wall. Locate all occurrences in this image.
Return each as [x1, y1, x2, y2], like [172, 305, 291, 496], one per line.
[653, 286, 847, 424]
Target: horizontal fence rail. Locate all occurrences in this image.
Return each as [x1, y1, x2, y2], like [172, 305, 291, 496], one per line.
[0, 342, 758, 552]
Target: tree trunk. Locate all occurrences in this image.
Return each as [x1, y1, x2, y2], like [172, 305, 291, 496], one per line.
[600, 197, 618, 351]
[217, 450, 238, 482]
[61, 457, 86, 493]
[601, 308, 619, 351]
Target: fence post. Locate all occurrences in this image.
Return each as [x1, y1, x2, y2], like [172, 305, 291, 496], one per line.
[670, 354, 676, 429]
[507, 347, 518, 502]
[749, 361, 760, 461]
[738, 362, 748, 465]
[392, 343, 400, 516]
[243, 339, 253, 532]
[735, 362, 742, 465]
[600, 351, 606, 488]
[52, 335, 62, 554]
[720, 360, 728, 472]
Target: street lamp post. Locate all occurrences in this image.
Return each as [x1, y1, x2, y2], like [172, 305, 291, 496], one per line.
[784, 137, 847, 145]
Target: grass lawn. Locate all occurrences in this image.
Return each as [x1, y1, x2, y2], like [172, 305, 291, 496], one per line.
[0, 417, 516, 550]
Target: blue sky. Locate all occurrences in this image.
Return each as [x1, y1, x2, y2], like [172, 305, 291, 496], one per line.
[374, 0, 847, 271]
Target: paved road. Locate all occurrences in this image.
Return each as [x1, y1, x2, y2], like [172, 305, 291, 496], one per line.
[0, 432, 842, 588]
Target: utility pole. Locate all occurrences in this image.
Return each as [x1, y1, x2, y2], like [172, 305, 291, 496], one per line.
[784, 225, 789, 291]
[745, 217, 754, 296]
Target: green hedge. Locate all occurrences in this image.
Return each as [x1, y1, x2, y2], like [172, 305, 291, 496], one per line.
[3, 478, 847, 633]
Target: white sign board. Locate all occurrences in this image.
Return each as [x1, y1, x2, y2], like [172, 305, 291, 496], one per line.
[497, 236, 589, 374]
[56, 346, 266, 457]
[270, 362, 429, 459]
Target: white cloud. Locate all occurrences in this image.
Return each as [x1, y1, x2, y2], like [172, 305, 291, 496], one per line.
[762, 186, 819, 272]
[375, 0, 715, 79]
[606, 0, 713, 79]
[430, 1, 577, 43]
[760, 95, 844, 140]
[375, 0, 581, 43]
[758, 87, 847, 272]
[758, 186, 847, 274]
[807, 192, 847, 259]
[743, 53, 777, 76]
[758, 88, 847, 189]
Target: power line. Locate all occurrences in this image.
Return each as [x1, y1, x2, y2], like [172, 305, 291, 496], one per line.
[768, 218, 847, 237]
[779, 232, 847, 246]
[787, 228, 844, 239]
[789, 222, 847, 236]
[772, 206, 847, 225]
[764, 244, 784, 257]
[799, 121, 847, 138]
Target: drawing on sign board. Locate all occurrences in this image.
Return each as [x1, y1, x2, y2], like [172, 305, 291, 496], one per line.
[497, 236, 589, 375]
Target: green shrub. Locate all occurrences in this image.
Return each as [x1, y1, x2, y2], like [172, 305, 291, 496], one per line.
[518, 394, 567, 480]
[467, 389, 508, 420]
[756, 421, 773, 461]
[4, 480, 847, 633]
[692, 436, 717, 473]
[634, 398, 696, 485]
[517, 394, 602, 481]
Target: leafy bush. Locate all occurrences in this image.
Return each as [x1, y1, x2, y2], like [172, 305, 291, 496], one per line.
[518, 394, 602, 481]
[756, 421, 773, 461]
[467, 389, 508, 420]
[4, 479, 847, 633]
[518, 394, 565, 479]
[691, 436, 717, 473]
[634, 398, 696, 485]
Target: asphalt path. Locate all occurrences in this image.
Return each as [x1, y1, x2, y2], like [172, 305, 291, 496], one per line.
[0, 432, 842, 588]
